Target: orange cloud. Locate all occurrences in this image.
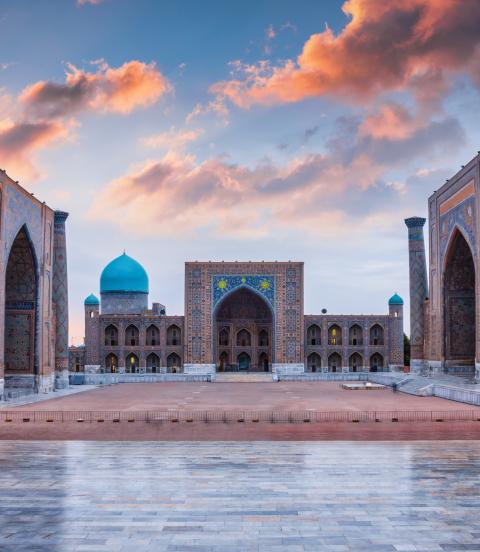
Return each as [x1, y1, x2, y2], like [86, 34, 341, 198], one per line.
[20, 60, 170, 118]
[0, 119, 70, 180]
[142, 126, 203, 150]
[211, 0, 480, 108]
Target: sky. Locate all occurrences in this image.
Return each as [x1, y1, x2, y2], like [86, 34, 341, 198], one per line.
[1, 0, 479, 344]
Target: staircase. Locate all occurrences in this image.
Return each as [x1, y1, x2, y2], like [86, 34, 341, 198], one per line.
[396, 377, 433, 396]
[214, 372, 275, 383]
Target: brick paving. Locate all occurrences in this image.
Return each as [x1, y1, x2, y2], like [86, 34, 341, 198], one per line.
[0, 441, 479, 551]
[17, 382, 480, 412]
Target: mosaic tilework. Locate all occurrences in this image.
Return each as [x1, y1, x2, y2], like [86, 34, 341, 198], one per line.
[0, 441, 479, 551]
[212, 275, 275, 311]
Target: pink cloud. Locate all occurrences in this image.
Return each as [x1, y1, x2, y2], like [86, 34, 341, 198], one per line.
[211, 0, 480, 108]
[20, 60, 170, 118]
[0, 119, 71, 180]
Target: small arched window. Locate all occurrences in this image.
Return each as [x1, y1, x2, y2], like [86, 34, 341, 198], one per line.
[328, 325, 342, 346]
[167, 325, 181, 346]
[236, 329, 251, 347]
[125, 325, 139, 347]
[146, 325, 160, 346]
[104, 325, 118, 347]
[258, 329, 268, 347]
[307, 324, 320, 346]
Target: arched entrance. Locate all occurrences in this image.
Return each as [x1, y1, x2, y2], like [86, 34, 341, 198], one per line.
[444, 230, 476, 370]
[214, 287, 273, 371]
[237, 352, 251, 371]
[4, 227, 38, 386]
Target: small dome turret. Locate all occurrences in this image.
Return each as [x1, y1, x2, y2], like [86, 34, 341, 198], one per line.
[84, 293, 100, 306]
[388, 293, 404, 306]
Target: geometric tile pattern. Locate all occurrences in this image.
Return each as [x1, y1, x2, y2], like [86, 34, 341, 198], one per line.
[53, 211, 69, 371]
[212, 274, 275, 311]
[0, 441, 479, 551]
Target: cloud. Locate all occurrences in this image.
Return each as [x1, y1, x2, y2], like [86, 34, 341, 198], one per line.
[89, 106, 464, 238]
[0, 119, 71, 180]
[77, 0, 104, 5]
[142, 126, 203, 151]
[20, 60, 170, 118]
[210, 0, 480, 109]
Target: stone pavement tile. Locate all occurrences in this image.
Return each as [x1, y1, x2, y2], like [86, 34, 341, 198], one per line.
[0, 441, 479, 551]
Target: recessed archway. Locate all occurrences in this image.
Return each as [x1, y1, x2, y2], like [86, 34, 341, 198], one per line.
[214, 286, 273, 372]
[443, 229, 476, 369]
[4, 226, 38, 385]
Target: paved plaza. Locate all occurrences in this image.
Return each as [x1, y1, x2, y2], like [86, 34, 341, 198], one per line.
[0, 440, 479, 551]
[16, 382, 480, 412]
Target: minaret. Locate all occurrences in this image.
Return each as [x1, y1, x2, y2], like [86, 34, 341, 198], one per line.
[405, 217, 428, 373]
[53, 210, 69, 389]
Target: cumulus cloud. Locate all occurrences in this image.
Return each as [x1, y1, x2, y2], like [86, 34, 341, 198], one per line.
[20, 60, 170, 118]
[142, 126, 203, 150]
[0, 119, 71, 180]
[210, 0, 480, 109]
[77, 0, 104, 5]
[89, 108, 464, 238]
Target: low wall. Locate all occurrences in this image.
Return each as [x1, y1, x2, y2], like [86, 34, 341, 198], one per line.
[73, 373, 211, 385]
[432, 384, 480, 406]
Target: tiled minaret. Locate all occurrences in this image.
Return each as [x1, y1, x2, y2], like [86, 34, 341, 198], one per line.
[405, 217, 428, 373]
[53, 211, 69, 389]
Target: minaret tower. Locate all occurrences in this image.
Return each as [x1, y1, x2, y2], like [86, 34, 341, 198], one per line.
[53, 210, 70, 389]
[404, 217, 428, 373]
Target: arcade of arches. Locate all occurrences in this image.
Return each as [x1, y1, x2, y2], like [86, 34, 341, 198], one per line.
[4, 227, 38, 376]
[215, 287, 272, 371]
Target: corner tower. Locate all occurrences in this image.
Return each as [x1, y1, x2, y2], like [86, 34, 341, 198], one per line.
[53, 210, 69, 389]
[405, 217, 428, 372]
[388, 293, 404, 369]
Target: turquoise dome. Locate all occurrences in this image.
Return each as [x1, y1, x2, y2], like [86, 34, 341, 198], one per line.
[84, 293, 100, 305]
[100, 253, 149, 294]
[388, 293, 404, 305]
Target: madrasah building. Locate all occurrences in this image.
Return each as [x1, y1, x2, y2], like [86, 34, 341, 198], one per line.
[71, 255, 405, 377]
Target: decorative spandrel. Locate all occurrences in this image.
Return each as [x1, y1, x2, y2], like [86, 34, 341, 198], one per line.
[212, 275, 275, 310]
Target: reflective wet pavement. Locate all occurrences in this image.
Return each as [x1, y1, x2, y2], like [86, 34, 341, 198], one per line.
[0, 441, 479, 551]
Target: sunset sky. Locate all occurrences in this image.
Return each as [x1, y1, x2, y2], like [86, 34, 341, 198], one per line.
[1, 0, 480, 343]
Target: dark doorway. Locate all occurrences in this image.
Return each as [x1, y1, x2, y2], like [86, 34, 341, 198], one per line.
[444, 230, 476, 367]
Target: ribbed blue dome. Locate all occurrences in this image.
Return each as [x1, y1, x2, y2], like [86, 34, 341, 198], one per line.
[84, 293, 100, 305]
[100, 253, 149, 294]
[388, 293, 404, 305]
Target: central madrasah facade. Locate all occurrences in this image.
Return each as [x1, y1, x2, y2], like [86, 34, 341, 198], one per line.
[71, 255, 404, 376]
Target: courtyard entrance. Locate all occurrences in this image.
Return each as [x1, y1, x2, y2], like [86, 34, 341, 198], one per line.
[444, 230, 476, 369]
[214, 287, 273, 372]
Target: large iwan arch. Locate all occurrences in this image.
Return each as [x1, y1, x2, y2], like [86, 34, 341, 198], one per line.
[443, 228, 476, 368]
[4, 226, 39, 386]
[213, 286, 273, 372]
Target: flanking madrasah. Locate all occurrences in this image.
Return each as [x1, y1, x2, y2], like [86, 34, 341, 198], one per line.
[70, 255, 404, 380]
[406, 151, 480, 382]
[0, 170, 69, 400]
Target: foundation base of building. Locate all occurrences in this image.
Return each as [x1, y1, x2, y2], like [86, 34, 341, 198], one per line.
[410, 359, 425, 374]
[85, 365, 102, 374]
[475, 363, 480, 382]
[55, 369, 70, 390]
[0, 378, 4, 400]
[184, 364, 216, 375]
[272, 363, 305, 375]
[38, 373, 55, 394]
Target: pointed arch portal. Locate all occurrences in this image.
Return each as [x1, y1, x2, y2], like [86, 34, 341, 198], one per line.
[444, 230, 476, 366]
[213, 286, 273, 371]
[4, 226, 38, 379]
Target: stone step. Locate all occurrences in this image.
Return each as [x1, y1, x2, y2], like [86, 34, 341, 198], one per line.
[214, 372, 275, 383]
